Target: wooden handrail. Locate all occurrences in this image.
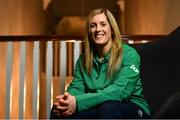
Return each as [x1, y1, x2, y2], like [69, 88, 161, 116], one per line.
[0, 34, 167, 42]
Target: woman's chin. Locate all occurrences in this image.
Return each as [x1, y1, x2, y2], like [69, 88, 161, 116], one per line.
[94, 39, 105, 44]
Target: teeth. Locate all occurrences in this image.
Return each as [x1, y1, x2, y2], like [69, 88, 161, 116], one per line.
[96, 34, 103, 37]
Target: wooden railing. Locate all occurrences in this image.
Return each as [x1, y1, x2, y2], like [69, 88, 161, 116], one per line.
[0, 35, 166, 119]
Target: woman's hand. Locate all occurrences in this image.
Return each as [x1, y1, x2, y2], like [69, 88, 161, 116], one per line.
[54, 92, 77, 117]
[64, 92, 77, 115]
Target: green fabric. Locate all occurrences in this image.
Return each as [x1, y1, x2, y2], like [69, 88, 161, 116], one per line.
[66, 44, 151, 116]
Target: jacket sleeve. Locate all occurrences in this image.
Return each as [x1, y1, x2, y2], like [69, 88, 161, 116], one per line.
[75, 49, 141, 112]
[66, 55, 86, 95]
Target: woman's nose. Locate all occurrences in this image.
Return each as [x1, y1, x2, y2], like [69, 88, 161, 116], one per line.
[96, 25, 101, 31]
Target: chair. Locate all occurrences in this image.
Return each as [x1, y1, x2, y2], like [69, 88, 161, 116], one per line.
[130, 26, 180, 118]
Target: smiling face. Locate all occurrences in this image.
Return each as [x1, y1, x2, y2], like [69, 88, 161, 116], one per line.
[89, 13, 113, 48]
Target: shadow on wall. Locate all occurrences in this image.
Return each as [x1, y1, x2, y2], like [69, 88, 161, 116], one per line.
[130, 26, 180, 118]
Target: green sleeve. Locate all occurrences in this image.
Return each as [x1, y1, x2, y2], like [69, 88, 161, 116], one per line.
[66, 55, 86, 95]
[76, 49, 141, 112]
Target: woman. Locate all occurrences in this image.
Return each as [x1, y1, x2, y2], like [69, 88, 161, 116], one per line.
[50, 8, 151, 119]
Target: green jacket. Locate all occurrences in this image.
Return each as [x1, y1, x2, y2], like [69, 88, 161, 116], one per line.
[66, 44, 151, 116]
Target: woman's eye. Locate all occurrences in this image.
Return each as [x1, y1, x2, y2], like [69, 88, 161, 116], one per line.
[90, 24, 96, 28]
[101, 23, 106, 27]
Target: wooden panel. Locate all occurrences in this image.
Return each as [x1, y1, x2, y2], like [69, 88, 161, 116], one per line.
[24, 42, 34, 119]
[0, 0, 45, 35]
[125, 0, 180, 34]
[39, 42, 47, 119]
[0, 43, 7, 119]
[52, 38, 60, 104]
[66, 42, 74, 76]
[10, 42, 20, 119]
[53, 41, 60, 76]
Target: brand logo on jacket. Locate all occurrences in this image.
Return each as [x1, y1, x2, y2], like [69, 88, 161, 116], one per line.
[130, 64, 139, 73]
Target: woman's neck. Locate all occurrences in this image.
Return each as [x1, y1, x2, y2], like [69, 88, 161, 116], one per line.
[96, 40, 112, 58]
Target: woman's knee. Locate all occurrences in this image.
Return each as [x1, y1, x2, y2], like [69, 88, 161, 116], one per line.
[98, 101, 123, 118]
[98, 101, 120, 110]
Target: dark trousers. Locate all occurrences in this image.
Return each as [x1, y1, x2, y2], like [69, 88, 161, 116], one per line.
[50, 101, 151, 119]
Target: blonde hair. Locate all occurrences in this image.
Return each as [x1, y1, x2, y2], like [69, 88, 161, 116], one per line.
[83, 8, 123, 78]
